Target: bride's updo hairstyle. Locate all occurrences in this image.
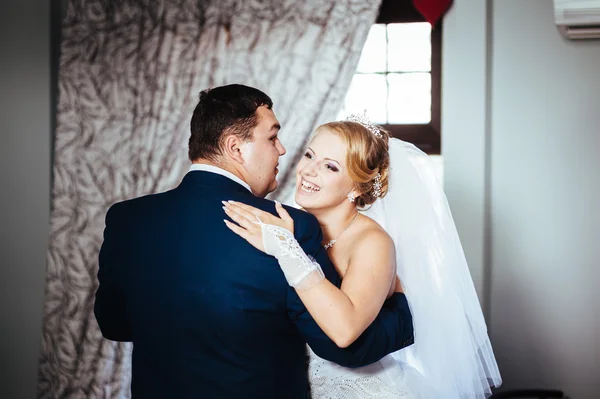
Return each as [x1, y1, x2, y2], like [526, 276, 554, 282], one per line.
[319, 120, 391, 208]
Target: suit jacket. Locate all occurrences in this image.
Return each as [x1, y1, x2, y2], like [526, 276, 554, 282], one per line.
[94, 171, 414, 399]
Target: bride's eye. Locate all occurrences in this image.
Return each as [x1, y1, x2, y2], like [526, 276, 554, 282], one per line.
[304, 152, 313, 159]
[326, 164, 338, 172]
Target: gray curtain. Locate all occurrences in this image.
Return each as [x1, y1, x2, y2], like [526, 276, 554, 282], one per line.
[37, 0, 381, 397]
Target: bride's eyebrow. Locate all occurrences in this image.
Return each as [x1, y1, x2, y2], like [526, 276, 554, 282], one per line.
[324, 158, 341, 166]
[307, 147, 341, 165]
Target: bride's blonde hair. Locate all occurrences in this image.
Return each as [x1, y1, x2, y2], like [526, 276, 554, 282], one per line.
[319, 121, 391, 208]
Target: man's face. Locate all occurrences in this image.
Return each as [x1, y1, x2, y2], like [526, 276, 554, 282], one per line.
[239, 106, 286, 198]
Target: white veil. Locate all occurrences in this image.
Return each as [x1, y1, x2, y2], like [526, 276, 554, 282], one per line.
[361, 138, 502, 398]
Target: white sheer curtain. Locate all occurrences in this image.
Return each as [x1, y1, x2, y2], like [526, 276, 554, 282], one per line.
[37, 0, 381, 397]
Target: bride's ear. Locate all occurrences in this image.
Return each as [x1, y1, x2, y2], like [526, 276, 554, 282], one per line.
[223, 134, 245, 165]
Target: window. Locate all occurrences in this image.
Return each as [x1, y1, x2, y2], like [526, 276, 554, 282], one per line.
[337, 0, 442, 154]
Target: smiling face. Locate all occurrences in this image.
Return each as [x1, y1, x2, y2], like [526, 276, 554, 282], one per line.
[294, 127, 358, 211]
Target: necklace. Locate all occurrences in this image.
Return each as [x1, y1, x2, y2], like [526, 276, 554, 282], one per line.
[323, 212, 359, 251]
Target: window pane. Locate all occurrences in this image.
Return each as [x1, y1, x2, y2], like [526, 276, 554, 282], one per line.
[387, 23, 431, 72]
[337, 74, 387, 124]
[356, 25, 387, 73]
[387, 73, 431, 124]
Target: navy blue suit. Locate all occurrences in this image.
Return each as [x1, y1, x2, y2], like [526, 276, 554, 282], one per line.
[95, 171, 414, 398]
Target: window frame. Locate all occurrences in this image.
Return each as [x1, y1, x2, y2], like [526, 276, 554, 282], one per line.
[373, 0, 442, 154]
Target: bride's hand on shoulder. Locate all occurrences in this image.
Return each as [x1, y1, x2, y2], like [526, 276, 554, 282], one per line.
[222, 200, 294, 253]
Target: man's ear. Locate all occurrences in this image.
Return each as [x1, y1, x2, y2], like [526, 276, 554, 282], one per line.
[223, 134, 245, 165]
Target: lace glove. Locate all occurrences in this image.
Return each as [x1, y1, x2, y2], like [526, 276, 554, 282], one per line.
[255, 220, 325, 290]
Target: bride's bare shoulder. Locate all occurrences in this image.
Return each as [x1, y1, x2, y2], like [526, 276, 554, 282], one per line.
[339, 216, 395, 278]
[349, 215, 394, 254]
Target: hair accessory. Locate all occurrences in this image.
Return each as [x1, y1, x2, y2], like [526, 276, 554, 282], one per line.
[372, 173, 382, 198]
[346, 111, 383, 138]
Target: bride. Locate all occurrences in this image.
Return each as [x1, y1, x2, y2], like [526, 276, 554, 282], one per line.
[223, 115, 502, 398]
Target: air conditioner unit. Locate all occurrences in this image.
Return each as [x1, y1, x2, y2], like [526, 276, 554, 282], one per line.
[554, 0, 600, 39]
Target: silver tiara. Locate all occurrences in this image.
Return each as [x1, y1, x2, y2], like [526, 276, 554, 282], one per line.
[346, 111, 383, 138]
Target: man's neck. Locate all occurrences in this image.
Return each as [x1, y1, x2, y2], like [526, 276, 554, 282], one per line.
[190, 159, 251, 193]
[192, 159, 244, 181]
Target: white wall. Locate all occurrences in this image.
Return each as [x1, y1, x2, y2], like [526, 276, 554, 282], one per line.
[444, 1, 600, 397]
[442, 0, 491, 309]
[0, 1, 51, 398]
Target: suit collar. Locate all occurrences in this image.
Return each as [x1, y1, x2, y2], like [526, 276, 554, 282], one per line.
[188, 164, 251, 192]
[179, 170, 255, 197]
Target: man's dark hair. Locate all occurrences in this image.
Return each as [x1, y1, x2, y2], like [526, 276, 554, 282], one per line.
[188, 84, 273, 161]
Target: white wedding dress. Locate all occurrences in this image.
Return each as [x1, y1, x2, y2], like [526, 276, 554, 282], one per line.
[307, 346, 431, 399]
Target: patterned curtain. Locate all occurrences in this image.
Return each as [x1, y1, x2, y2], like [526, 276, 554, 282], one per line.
[37, 0, 381, 397]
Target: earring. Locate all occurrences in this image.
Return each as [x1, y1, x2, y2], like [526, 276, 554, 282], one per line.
[347, 193, 356, 203]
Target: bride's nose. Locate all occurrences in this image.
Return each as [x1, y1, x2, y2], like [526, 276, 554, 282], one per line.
[301, 161, 319, 177]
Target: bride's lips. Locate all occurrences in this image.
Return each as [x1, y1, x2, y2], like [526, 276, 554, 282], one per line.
[298, 178, 321, 194]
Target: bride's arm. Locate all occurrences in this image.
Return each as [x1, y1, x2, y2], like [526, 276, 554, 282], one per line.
[295, 230, 397, 347]
[223, 200, 399, 348]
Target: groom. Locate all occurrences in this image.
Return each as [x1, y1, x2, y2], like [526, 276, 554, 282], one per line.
[94, 84, 414, 398]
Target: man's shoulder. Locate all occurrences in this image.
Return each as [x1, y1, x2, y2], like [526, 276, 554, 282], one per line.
[286, 206, 320, 236]
[258, 200, 319, 232]
[281, 203, 315, 221]
[106, 191, 172, 218]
